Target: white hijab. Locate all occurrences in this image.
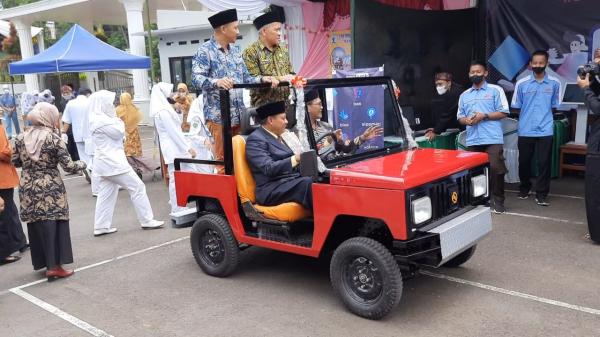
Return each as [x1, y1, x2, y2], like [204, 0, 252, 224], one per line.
[88, 90, 120, 133]
[150, 82, 175, 119]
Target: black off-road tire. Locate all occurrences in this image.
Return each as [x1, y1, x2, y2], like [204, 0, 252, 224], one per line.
[330, 237, 402, 320]
[190, 214, 240, 277]
[442, 245, 477, 268]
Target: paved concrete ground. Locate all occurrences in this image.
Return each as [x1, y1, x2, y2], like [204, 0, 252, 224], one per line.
[1, 127, 599, 337]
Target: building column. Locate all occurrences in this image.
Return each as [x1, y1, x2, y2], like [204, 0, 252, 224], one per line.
[37, 31, 45, 52]
[120, 0, 151, 124]
[120, 0, 150, 100]
[14, 19, 40, 93]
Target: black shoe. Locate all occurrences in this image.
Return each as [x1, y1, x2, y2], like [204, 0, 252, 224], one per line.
[535, 196, 550, 206]
[517, 191, 529, 199]
[492, 202, 506, 214]
[19, 243, 30, 253]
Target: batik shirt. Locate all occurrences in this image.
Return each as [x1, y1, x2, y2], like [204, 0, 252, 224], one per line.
[192, 36, 261, 126]
[243, 40, 293, 107]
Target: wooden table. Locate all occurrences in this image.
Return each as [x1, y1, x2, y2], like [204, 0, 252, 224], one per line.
[559, 143, 587, 177]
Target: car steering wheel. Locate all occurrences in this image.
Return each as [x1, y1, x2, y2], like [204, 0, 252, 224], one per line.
[315, 132, 338, 159]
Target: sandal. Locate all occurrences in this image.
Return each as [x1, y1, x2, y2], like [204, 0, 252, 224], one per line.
[0, 255, 21, 265]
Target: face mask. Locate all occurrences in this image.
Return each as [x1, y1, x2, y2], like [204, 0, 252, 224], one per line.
[469, 75, 484, 85]
[62, 94, 72, 100]
[436, 85, 448, 95]
[532, 66, 546, 75]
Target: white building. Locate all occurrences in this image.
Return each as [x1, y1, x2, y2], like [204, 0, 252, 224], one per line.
[152, 10, 258, 90]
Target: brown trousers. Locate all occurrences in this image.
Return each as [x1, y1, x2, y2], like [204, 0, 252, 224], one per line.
[207, 121, 240, 174]
[468, 144, 507, 204]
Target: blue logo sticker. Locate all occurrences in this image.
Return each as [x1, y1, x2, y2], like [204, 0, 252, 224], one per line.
[367, 107, 376, 119]
[354, 88, 363, 99]
[339, 110, 349, 120]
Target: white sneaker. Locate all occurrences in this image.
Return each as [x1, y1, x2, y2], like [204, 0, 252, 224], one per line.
[141, 220, 164, 229]
[94, 228, 117, 236]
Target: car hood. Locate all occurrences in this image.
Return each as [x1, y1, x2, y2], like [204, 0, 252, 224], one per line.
[329, 148, 488, 190]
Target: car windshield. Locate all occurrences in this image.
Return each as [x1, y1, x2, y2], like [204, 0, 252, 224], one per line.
[222, 77, 409, 170]
[301, 77, 409, 166]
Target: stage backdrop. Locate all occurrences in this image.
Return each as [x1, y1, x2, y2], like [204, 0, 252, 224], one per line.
[353, 0, 477, 129]
[486, 0, 600, 99]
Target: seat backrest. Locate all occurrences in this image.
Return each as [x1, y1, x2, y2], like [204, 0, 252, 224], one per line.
[232, 135, 256, 204]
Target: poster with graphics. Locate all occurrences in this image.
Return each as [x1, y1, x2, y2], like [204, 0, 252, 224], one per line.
[329, 30, 352, 73]
[486, 0, 600, 102]
[332, 67, 385, 153]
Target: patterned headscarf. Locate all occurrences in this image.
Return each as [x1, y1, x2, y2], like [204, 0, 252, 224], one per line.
[23, 102, 60, 161]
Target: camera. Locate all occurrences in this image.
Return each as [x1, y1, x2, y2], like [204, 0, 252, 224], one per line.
[577, 61, 600, 80]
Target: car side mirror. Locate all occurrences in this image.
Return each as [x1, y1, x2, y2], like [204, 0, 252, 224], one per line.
[299, 150, 319, 180]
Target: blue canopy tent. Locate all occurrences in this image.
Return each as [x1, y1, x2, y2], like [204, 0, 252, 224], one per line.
[9, 24, 150, 75]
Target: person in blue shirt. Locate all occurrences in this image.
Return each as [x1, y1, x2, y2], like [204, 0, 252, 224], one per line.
[457, 60, 509, 213]
[511, 50, 561, 207]
[191, 8, 277, 174]
[0, 85, 20, 139]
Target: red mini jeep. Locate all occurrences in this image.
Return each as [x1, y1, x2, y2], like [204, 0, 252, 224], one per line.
[174, 77, 492, 320]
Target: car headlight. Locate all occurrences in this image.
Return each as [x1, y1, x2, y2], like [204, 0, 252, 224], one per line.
[412, 196, 432, 225]
[471, 172, 488, 198]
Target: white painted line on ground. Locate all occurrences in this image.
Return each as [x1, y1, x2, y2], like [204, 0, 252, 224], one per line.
[421, 270, 600, 316]
[8, 236, 190, 292]
[506, 190, 584, 200]
[10, 288, 113, 337]
[502, 212, 586, 225]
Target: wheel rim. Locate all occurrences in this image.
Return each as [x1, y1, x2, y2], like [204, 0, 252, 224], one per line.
[199, 229, 225, 266]
[342, 256, 384, 303]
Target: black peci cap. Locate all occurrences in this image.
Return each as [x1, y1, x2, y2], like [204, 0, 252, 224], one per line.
[256, 101, 286, 119]
[253, 11, 281, 30]
[304, 88, 319, 103]
[208, 9, 238, 28]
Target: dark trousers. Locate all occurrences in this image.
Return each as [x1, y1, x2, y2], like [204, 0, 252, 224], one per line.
[518, 136, 553, 198]
[27, 219, 73, 270]
[66, 128, 79, 161]
[468, 144, 506, 204]
[0, 188, 27, 259]
[262, 176, 313, 210]
[585, 154, 600, 243]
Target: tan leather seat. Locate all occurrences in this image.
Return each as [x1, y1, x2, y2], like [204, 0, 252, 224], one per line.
[232, 135, 311, 222]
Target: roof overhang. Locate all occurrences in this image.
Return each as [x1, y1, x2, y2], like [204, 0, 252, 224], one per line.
[0, 0, 204, 26]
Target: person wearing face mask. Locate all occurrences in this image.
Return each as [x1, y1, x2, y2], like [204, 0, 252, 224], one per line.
[426, 72, 464, 141]
[511, 50, 561, 207]
[89, 90, 164, 236]
[457, 60, 509, 214]
[57, 85, 80, 163]
[0, 85, 20, 139]
[243, 11, 295, 109]
[192, 9, 277, 174]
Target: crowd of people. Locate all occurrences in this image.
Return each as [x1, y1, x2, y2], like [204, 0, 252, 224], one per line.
[1, 7, 598, 283]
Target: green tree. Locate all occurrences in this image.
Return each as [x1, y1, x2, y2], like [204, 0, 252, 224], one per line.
[146, 23, 160, 81]
[1, 0, 40, 9]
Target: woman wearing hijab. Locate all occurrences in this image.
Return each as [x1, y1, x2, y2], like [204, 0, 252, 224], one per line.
[115, 92, 156, 177]
[12, 102, 86, 281]
[174, 83, 192, 132]
[19, 91, 38, 128]
[89, 90, 164, 236]
[0, 121, 27, 265]
[150, 82, 197, 214]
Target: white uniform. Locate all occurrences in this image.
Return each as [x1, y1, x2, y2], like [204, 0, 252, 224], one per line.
[150, 83, 200, 213]
[89, 90, 158, 231]
[62, 95, 92, 166]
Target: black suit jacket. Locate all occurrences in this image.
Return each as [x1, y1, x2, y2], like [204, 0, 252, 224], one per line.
[245, 127, 300, 203]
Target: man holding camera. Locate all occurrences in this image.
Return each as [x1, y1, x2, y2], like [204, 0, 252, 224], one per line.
[576, 48, 600, 243]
